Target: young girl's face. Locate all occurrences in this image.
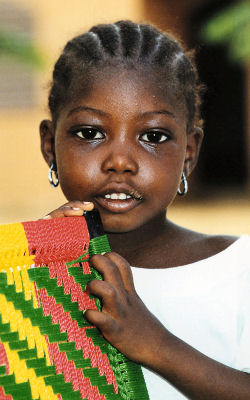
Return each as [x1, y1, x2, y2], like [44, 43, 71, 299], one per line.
[41, 69, 201, 233]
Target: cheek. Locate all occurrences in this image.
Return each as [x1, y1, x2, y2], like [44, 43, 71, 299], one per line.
[143, 153, 182, 192]
[56, 147, 100, 199]
[150, 170, 180, 208]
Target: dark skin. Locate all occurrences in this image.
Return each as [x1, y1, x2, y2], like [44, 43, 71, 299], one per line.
[40, 70, 249, 399]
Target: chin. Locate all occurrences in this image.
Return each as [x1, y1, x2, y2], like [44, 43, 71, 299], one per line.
[100, 213, 147, 234]
[103, 222, 137, 234]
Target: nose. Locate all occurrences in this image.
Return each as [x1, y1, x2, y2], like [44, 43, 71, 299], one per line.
[101, 144, 138, 175]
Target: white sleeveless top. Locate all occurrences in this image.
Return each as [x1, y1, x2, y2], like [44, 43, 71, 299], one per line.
[131, 235, 250, 399]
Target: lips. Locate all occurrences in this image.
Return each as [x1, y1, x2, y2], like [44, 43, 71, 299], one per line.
[94, 183, 143, 213]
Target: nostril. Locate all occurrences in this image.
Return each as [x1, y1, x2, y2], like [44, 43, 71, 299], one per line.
[107, 167, 134, 174]
[101, 152, 138, 174]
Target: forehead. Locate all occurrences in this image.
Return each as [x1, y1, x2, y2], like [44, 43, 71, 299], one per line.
[64, 66, 187, 125]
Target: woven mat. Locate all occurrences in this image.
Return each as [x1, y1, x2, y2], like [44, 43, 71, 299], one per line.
[0, 212, 149, 400]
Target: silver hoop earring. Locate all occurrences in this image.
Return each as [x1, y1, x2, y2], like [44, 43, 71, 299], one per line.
[177, 171, 188, 196]
[48, 162, 59, 188]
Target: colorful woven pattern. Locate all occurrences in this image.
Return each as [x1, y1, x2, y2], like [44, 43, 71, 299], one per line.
[0, 213, 149, 400]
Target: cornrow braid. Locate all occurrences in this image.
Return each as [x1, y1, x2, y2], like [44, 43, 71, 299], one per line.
[115, 20, 142, 58]
[139, 24, 161, 61]
[48, 20, 203, 131]
[90, 25, 120, 57]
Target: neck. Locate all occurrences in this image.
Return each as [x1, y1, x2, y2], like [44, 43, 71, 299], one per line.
[106, 212, 174, 266]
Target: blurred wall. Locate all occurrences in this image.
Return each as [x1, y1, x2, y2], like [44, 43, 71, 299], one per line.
[0, 0, 249, 235]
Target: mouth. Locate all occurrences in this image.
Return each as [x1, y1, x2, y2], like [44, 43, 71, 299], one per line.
[94, 187, 143, 213]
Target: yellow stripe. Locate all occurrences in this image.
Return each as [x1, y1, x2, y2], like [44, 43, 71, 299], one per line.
[0, 295, 50, 365]
[0, 222, 38, 307]
[0, 222, 37, 307]
[21, 265, 38, 305]
[3, 343, 57, 400]
[0, 222, 34, 270]
[1, 265, 38, 308]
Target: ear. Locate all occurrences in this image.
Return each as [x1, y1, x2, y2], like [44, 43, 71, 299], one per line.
[40, 119, 55, 166]
[184, 126, 204, 176]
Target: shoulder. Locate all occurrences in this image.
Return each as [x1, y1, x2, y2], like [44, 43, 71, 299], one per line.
[199, 234, 239, 253]
[189, 233, 250, 263]
[161, 222, 249, 267]
[200, 233, 250, 251]
[173, 222, 248, 265]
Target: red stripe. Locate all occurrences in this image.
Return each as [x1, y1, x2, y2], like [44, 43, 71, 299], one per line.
[39, 288, 117, 391]
[0, 345, 11, 399]
[0, 387, 12, 400]
[22, 217, 89, 264]
[49, 342, 108, 400]
[0, 343, 9, 375]
[46, 260, 95, 310]
[0, 343, 12, 400]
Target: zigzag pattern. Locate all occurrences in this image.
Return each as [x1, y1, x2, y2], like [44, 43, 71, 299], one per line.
[0, 216, 149, 400]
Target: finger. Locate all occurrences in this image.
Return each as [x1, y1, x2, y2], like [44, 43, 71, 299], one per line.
[41, 208, 83, 219]
[84, 309, 116, 336]
[41, 201, 94, 219]
[60, 200, 94, 211]
[86, 280, 122, 316]
[90, 254, 125, 292]
[104, 252, 135, 293]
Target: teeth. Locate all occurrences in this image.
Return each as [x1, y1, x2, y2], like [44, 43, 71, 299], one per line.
[118, 193, 127, 200]
[104, 193, 132, 200]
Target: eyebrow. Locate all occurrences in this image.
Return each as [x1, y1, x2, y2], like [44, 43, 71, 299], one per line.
[139, 109, 176, 119]
[67, 106, 110, 118]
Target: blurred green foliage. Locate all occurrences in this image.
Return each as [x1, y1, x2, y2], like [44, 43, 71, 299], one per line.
[0, 28, 44, 68]
[201, 1, 250, 64]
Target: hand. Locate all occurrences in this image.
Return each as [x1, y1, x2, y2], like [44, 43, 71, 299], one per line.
[86, 255, 250, 400]
[85, 252, 167, 366]
[41, 200, 94, 219]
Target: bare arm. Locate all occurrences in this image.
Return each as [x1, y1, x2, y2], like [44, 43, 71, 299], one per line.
[146, 326, 250, 399]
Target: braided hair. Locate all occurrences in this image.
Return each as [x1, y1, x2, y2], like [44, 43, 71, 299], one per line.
[49, 20, 203, 132]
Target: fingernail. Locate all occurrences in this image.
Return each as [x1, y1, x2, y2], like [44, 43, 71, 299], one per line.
[82, 309, 87, 316]
[83, 202, 92, 205]
[72, 207, 81, 210]
[42, 215, 51, 219]
[101, 252, 106, 255]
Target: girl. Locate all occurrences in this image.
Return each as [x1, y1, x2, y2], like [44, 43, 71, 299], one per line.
[39, 21, 250, 399]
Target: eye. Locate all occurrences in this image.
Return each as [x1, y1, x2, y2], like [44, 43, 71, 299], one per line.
[140, 130, 170, 144]
[73, 127, 105, 140]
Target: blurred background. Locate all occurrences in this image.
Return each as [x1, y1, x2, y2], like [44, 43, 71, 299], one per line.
[0, 0, 249, 235]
